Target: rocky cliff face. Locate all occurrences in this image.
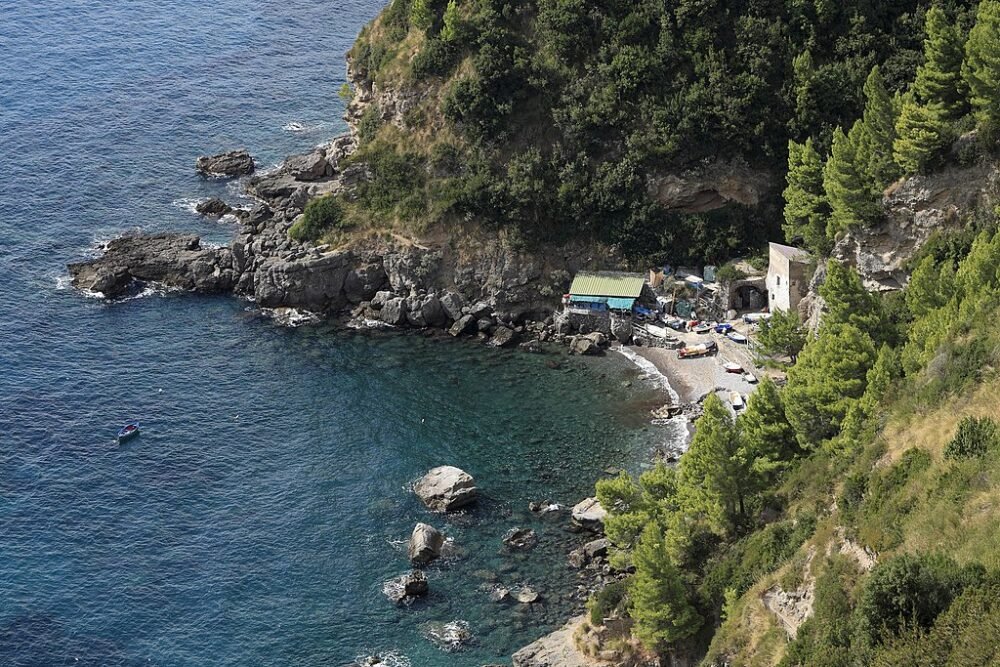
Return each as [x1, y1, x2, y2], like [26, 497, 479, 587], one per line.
[834, 163, 999, 290]
[646, 159, 774, 214]
[69, 51, 628, 333]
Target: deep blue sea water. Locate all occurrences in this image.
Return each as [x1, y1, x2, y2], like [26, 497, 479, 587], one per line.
[0, 2, 681, 665]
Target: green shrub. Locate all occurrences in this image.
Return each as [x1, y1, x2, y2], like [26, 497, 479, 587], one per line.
[357, 106, 382, 145]
[854, 553, 983, 649]
[411, 37, 460, 79]
[714, 263, 747, 284]
[289, 196, 347, 242]
[588, 579, 630, 626]
[944, 416, 1000, 460]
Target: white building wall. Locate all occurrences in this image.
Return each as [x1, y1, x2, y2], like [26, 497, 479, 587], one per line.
[767, 248, 791, 312]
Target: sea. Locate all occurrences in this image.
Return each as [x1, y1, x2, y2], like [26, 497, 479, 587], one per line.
[0, 1, 685, 665]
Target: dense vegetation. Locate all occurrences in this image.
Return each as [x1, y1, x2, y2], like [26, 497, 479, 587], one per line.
[328, 0, 988, 264]
[590, 220, 1000, 664]
[783, 1, 1000, 254]
[327, 2, 1000, 663]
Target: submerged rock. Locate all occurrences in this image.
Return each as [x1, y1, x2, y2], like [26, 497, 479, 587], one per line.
[408, 522, 444, 565]
[516, 586, 541, 604]
[413, 466, 478, 512]
[421, 619, 473, 652]
[502, 527, 538, 551]
[196, 149, 255, 177]
[195, 198, 233, 217]
[383, 570, 429, 605]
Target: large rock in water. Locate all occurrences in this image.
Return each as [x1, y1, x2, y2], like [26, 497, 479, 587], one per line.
[67, 234, 235, 298]
[571, 497, 607, 532]
[195, 198, 233, 217]
[408, 523, 445, 565]
[414, 466, 478, 512]
[196, 150, 255, 177]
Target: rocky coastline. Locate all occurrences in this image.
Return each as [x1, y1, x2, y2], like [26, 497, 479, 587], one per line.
[63, 62, 691, 666]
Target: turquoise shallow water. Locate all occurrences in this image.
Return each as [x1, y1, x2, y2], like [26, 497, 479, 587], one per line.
[0, 1, 680, 664]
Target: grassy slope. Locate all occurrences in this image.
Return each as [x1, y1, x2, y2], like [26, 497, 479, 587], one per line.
[703, 337, 1000, 665]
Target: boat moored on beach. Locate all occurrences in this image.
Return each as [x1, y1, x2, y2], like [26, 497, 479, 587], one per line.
[678, 340, 717, 358]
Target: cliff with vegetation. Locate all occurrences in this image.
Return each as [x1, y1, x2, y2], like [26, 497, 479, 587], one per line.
[524, 1, 1000, 665]
[311, 0, 976, 267]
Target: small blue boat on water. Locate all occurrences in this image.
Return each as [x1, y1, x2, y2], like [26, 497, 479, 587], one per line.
[117, 421, 140, 443]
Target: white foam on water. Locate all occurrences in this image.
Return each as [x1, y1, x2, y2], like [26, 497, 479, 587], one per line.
[421, 620, 473, 653]
[117, 282, 185, 302]
[615, 344, 681, 404]
[352, 651, 411, 667]
[347, 318, 394, 330]
[261, 307, 322, 327]
[171, 197, 202, 215]
[615, 344, 692, 456]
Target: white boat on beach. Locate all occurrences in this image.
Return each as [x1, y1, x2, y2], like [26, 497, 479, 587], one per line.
[730, 391, 745, 410]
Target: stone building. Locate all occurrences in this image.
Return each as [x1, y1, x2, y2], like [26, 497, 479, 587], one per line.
[767, 242, 810, 313]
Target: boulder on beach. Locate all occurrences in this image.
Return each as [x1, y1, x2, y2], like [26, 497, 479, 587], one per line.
[439, 291, 465, 321]
[379, 297, 407, 325]
[408, 522, 445, 565]
[449, 313, 477, 336]
[196, 149, 255, 177]
[569, 336, 601, 356]
[568, 538, 611, 568]
[489, 325, 517, 348]
[571, 497, 607, 532]
[283, 150, 329, 181]
[414, 466, 478, 512]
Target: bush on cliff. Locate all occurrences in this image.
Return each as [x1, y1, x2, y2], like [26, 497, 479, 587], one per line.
[289, 195, 348, 242]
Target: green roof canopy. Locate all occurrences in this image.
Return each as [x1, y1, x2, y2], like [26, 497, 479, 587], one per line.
[569, 272, 645, 298]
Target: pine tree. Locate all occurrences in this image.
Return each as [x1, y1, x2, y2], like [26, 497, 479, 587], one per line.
[783, 138, 831, 255]
[894, 90, 950, 173]
[784, 323, 878, 446]
[894, 7, 968, 174]
[441, 0, 461, 42]
[739, 378, 799, 487]
[791, 50, 819, 133]
[825, 125, 877, 237]
[914, 6, 969, 121]
[678, 394, 748, 533]
[840, 344, 901, 444]
[757, 307, 807, 362]
[820, 259, 885, 336]
[410, 0, 434, 31]
[629, 524, 702, 651]
[596, 464, 679, 562]
[905, 254, 953, 318]
[854, 66, 900, 188]
[964, 0, 1000, 139]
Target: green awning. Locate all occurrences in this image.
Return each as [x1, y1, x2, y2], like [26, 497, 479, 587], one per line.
[607, 297, 636, 310]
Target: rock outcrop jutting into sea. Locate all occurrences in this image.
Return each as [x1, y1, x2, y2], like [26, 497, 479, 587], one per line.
[67, 61, 626, 334]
